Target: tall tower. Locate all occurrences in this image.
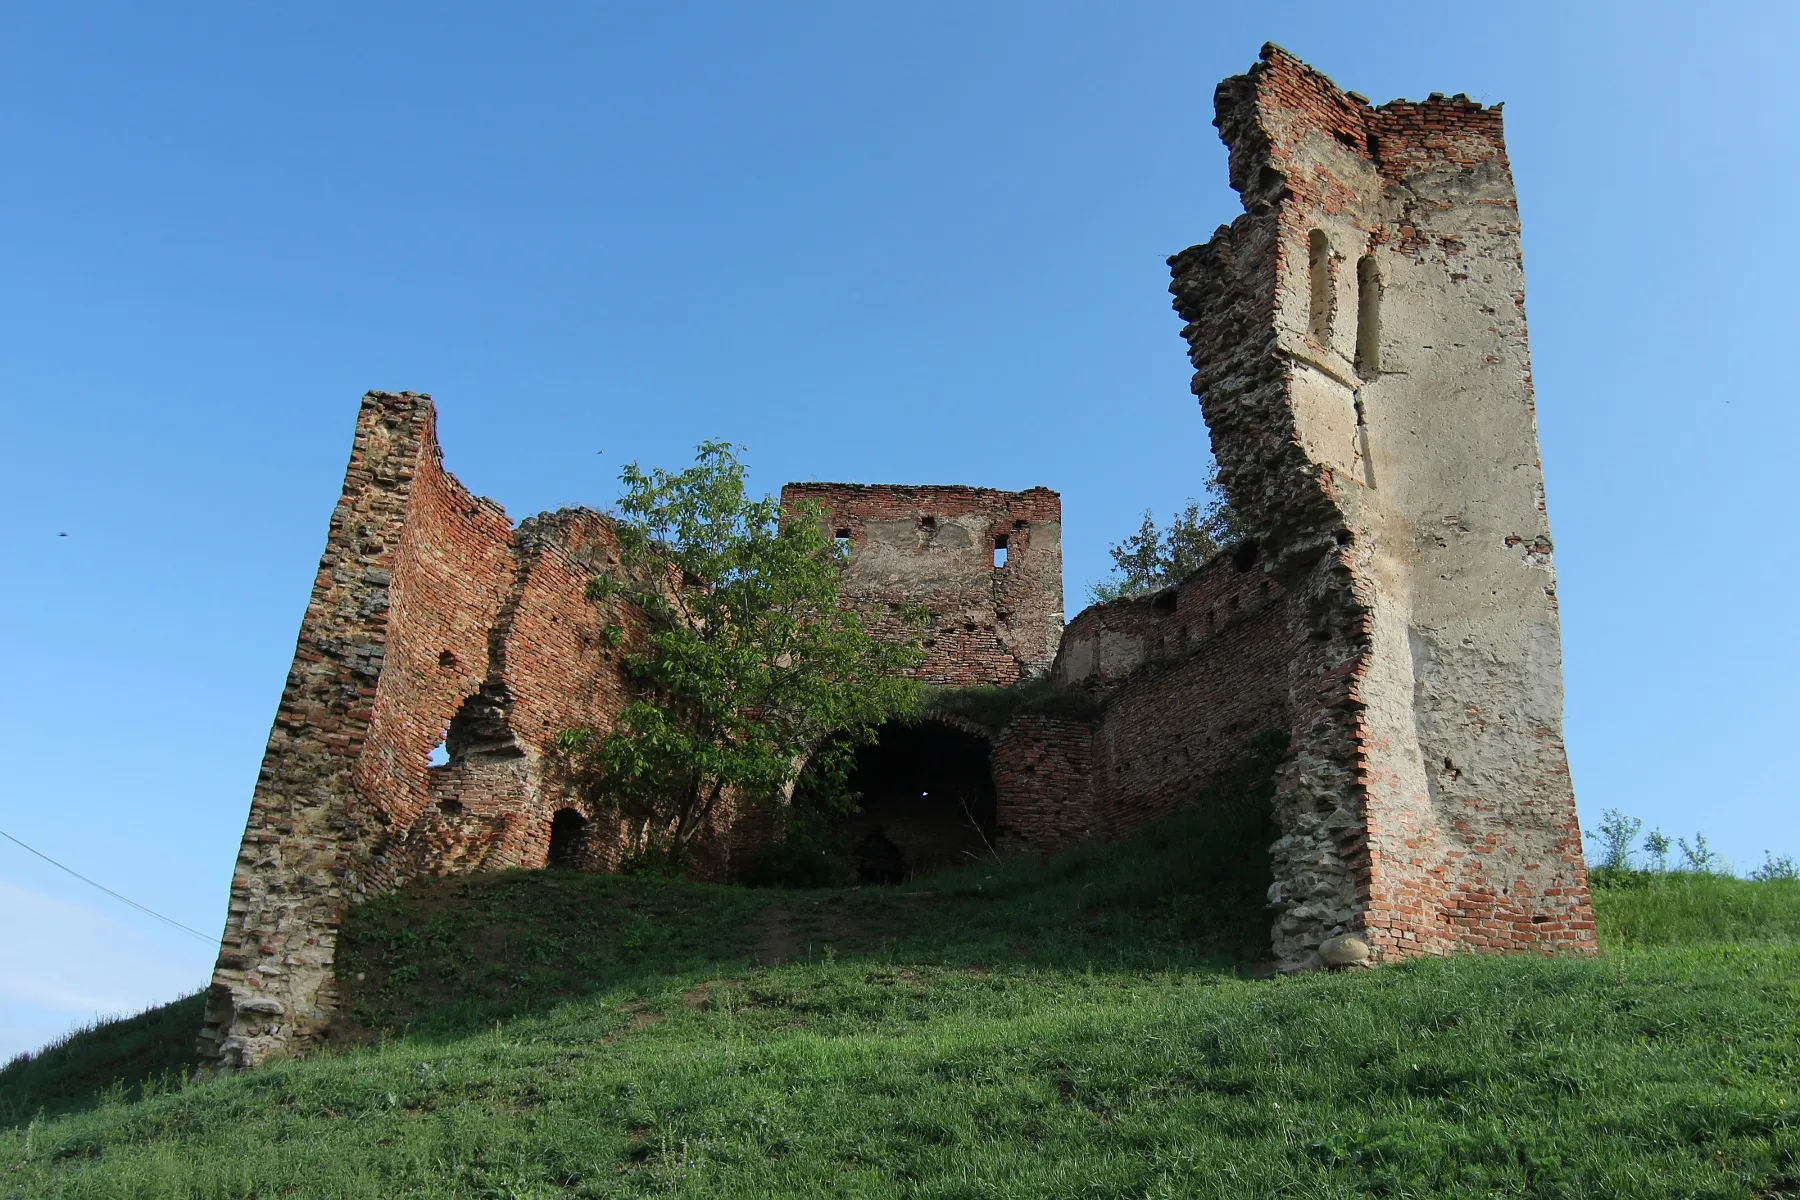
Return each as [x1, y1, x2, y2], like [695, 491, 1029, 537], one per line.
[1169, 46, 1595, 965]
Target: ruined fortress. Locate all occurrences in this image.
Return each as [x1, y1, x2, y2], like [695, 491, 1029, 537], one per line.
[199, 46, 1596, 1070]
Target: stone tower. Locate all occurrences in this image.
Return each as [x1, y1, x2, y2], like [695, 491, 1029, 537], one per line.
[1168, 45, 1594, 964]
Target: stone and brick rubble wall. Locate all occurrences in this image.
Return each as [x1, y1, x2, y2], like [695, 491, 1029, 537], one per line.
[781, 483, 1063, 685]
[199, 392, 508, 1069]
[1164, 44, 1595, 966]
[200, 393, 704, 1070]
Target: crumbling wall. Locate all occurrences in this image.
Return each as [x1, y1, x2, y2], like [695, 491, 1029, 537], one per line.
[990, 715, 1094, 856]
[1166, 45, 1594, 965]
[781, 483, 1063, 685]
[1069, 556, 1296, 847]
[198, 393, 516, 1069]
[200, 394, 671, 1071]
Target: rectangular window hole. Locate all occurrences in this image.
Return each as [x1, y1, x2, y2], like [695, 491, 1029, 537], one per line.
[993, 534, 1009, 569]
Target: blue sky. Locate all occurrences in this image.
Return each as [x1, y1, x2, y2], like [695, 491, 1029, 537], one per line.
[1, 1, 1794, 1061]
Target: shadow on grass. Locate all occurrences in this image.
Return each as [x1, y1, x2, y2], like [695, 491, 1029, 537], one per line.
[0, 743, 1283, 1127]
[332, 796, 1278, 1044]
[0, 991, 205, 1128]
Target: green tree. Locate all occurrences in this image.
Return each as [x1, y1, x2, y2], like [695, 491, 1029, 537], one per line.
[559, 442, 923, 868]
[1088, 465, 1244, 603]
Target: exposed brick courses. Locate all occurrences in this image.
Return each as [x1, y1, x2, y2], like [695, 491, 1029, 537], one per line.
[781, 483, 1063, 686]
[203, 45, 1595, 1068]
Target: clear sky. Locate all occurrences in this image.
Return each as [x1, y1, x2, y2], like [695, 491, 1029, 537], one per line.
[2, 1, 1795, 1062]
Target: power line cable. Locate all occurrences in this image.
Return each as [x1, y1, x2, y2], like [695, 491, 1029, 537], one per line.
[0, 827, 214, 944]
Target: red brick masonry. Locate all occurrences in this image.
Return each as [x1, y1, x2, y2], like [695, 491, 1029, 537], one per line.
[200, 45, 1594, 1069]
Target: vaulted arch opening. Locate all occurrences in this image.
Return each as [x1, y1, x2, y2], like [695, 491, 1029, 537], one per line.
[547, 808, 589, 870]
[793, 720, 997, 884]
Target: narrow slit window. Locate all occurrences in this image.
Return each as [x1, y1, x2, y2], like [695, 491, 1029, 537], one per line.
[1308, 229, 1334, 342]
[992, 534, 1009, 569]
[1356, 254, 1381, 374]
[835, 528, 851, 554]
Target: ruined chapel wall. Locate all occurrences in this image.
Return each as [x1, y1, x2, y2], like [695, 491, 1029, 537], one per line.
[782, 483, 1063, 685]
[199, 392, 506, 1068]
[1168, 45, 1594, 965]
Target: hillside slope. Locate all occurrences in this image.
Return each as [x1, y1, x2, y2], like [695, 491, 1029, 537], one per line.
[4, 809, 1798, 1198]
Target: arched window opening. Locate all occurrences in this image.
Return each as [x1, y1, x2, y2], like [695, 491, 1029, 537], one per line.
[547, 808, 589, 870]
[792, 721, 997, 884]
[1355, 254, 1381, 375]
[1307, 229, 1334, 342]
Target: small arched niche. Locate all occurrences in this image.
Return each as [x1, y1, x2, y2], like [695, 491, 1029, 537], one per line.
[547, 808, 590, 870]
[1307, 229, 1334, 342]
[1355, 254, 1381, 375]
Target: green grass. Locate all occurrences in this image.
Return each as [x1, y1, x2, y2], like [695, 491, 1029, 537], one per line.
[0, 993, 204, 1129]
[4, 821, 1798, 1198]
[1591, 867, 1800, 947]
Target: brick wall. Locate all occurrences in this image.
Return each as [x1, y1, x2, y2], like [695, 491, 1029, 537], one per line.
[199, 394, 733, 1070]
[1166, 44, 1595, 965]
[781, 483, 1063, 685]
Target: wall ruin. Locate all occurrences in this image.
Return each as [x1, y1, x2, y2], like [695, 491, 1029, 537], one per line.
[201, 45, 1596, 1069]
[781, 483, 1063, 686]
[1162, 45, 1594, 963]
[198, 393, 671, 1070]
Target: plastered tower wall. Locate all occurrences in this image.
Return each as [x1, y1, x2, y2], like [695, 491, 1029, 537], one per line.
[200, 393, 659, 1070]
[1166, 46, 1594, 965]
[781, 483, 1063, 685]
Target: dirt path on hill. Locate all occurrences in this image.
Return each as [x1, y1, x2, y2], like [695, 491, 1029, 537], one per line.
[744, 892, 939, 964]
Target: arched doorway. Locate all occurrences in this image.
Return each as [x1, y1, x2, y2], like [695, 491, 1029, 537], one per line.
[546, 808, 589, 869]
[816, 720, 998, 883]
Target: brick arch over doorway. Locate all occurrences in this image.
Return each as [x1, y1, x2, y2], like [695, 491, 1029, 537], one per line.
[801, 719, 999, 882]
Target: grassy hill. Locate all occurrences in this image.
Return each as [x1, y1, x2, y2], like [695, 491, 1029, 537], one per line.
[3, 806, 1797, 1198]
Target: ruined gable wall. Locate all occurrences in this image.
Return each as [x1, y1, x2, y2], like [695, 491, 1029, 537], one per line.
[199, 392, 517, 1070]
[1167, 46, 1594, 965]
[203, 394, 765, 1069]
[781, 483, 1063, 685]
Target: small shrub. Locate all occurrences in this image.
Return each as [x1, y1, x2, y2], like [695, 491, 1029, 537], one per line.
[1751, 852, 1799, 882]
[1585, 808, 1642, 871]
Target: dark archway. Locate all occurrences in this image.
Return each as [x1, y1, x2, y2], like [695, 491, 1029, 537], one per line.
[547, 808, 589, 870]
[830, 721, 998, 883]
